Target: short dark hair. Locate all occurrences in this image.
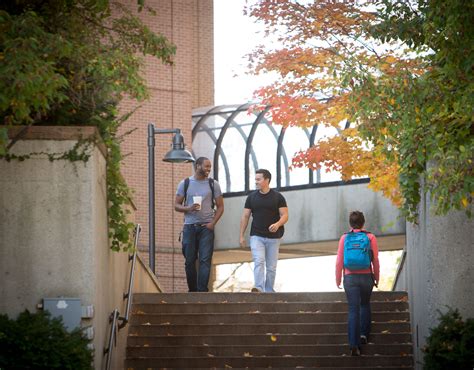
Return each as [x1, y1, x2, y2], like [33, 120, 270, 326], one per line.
[256, 169, 271, 183]
[195, 157, 209, 169]
[349, 211, 365, 229]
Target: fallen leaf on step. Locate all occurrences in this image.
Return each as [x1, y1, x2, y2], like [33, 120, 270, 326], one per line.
[207, 353, 215, 357]
[135, 310, 145, 314]
[160, 300, 167, 303]
[161, 322, 171, 325]
[249, 310, 260, 314]
[243, 352, 252, 357]
[224, 365, 232, 368]
[283, 354, 293, 357]
[129, 333, 138, 336]
[396, 296, 408, 302]
[203, 343, 209, 346]
[143, 322, 151, 326]
[270, 335, 277, 342]
[221, 300, 228, 303]
[143, 344, 149, 347]
[381, 330, 391, 334]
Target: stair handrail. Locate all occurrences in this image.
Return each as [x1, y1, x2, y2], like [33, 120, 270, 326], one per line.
[103, 308, 119, 370]
[392, 248, 407, 291]
[119, 223, 141, 329]
[103, 223, 141, 370]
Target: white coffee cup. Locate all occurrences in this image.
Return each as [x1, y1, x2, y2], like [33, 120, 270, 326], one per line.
[193, 196, 202, 210]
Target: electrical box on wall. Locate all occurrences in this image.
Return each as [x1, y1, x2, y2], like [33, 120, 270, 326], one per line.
[43, 298, 81, 332]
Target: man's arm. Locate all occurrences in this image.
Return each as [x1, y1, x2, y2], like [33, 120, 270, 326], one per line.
[268, 207, 289, 233]
[175, 195, 199, 213]
[239, 208, 252, 248]
[205, 195, 224, 230]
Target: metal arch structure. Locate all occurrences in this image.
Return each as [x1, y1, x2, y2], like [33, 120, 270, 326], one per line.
[196, 121, 232, 190]
[191, 104, 369, 195]
[244, 105, 271, 192]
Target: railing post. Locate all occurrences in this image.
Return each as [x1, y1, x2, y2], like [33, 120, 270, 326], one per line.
[147, 124, 156, 273]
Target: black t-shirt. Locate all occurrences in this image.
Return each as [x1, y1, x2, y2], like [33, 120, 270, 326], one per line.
[244, 189, 287, 239]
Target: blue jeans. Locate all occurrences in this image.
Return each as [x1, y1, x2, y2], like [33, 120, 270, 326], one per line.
[182, 224, 214, 292]
[343, 273, 374, 347]
[249, 235, 280, 292]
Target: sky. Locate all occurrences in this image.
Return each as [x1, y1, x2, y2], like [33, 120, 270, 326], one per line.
[213, 0, 273, 105]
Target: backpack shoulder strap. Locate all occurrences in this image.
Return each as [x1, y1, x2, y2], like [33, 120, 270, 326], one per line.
[209, 178, 215, 210]
[183, 177, 190, 204]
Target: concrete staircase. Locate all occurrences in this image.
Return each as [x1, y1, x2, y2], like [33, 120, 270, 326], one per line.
[125, 291, 413, 369]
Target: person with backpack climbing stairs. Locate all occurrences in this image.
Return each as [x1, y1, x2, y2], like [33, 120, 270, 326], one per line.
[335, 210, 380, 356]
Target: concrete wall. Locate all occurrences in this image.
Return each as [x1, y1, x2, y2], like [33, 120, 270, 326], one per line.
[215, 183, 406, 249]
[0, 127, 161, 370]
[394, 192, 474, 369]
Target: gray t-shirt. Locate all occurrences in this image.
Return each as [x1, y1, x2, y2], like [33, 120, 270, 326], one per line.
[176, 176, 222, 224]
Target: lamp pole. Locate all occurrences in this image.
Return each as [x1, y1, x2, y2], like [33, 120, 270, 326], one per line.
[147, 123, 194, 274]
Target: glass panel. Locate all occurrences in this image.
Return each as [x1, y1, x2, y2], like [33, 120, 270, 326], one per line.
[282, 126, 311, 187]
[248, 121, 278, 190]
[314, 124, 342, 182]
[219, 111, 249, 192]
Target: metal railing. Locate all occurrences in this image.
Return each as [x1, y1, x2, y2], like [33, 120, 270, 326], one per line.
[392, 248, 407, 291]
[119, 224, 141, 329]
[103, 224, 141, 370]
[103, 309, 119, 370]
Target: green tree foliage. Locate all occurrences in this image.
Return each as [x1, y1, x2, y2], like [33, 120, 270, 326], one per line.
[0, 0, 176, 250]
[248, 0, 473, 220]
[0, 310, 93, 369]
[365, 0, 474, 218]
[423, 308, 474, 370]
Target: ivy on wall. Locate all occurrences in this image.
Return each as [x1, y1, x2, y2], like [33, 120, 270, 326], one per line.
[0, 0, 176, 251]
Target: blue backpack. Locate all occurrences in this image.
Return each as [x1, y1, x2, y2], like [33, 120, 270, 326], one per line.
[343, 230, 372, 270]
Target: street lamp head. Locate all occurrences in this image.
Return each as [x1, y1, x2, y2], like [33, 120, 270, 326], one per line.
[163, 132, 195, 163]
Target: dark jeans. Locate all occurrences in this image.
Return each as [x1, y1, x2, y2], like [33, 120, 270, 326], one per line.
[182, 224, 214, 292]
[343, 273, 374, 347]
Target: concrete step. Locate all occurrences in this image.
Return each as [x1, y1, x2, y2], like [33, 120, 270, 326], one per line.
[125, 354, 414, 368]
[132, 291, 408, 304]
[125, 368, 413, 370]
[127, 333, 413, 346]
[129, 321, 411, 336]
[126, 343, 413, 357]
[132, 300, 409, 314]
[125, 291, 413, 369]
[129, 311, 409, 325]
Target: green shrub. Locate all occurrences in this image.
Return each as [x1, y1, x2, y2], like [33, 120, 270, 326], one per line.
[0, 310, 93, 369]
[423, 308, 474, 370]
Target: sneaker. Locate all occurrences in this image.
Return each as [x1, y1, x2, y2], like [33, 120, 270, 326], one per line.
[360, 335, 368, 344]
[251, 287, 262, 293]
[350, 346, 360, 356]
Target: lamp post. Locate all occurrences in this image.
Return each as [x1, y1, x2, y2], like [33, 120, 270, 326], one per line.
[148, 123, 195, 273]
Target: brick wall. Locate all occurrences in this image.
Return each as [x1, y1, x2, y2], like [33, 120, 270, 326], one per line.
[116, 0, 214, 292]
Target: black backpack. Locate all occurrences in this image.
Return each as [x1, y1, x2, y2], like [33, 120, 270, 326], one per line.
[183, 177, 216, 210]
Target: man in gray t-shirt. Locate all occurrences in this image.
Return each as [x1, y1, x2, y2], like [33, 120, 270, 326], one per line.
[175, 157, 224, 292]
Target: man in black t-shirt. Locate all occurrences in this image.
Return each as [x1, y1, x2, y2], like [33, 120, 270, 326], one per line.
[239, 169, 288, 292]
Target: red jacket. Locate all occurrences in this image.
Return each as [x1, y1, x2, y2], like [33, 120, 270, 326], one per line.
[335, 229, 380, 287]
